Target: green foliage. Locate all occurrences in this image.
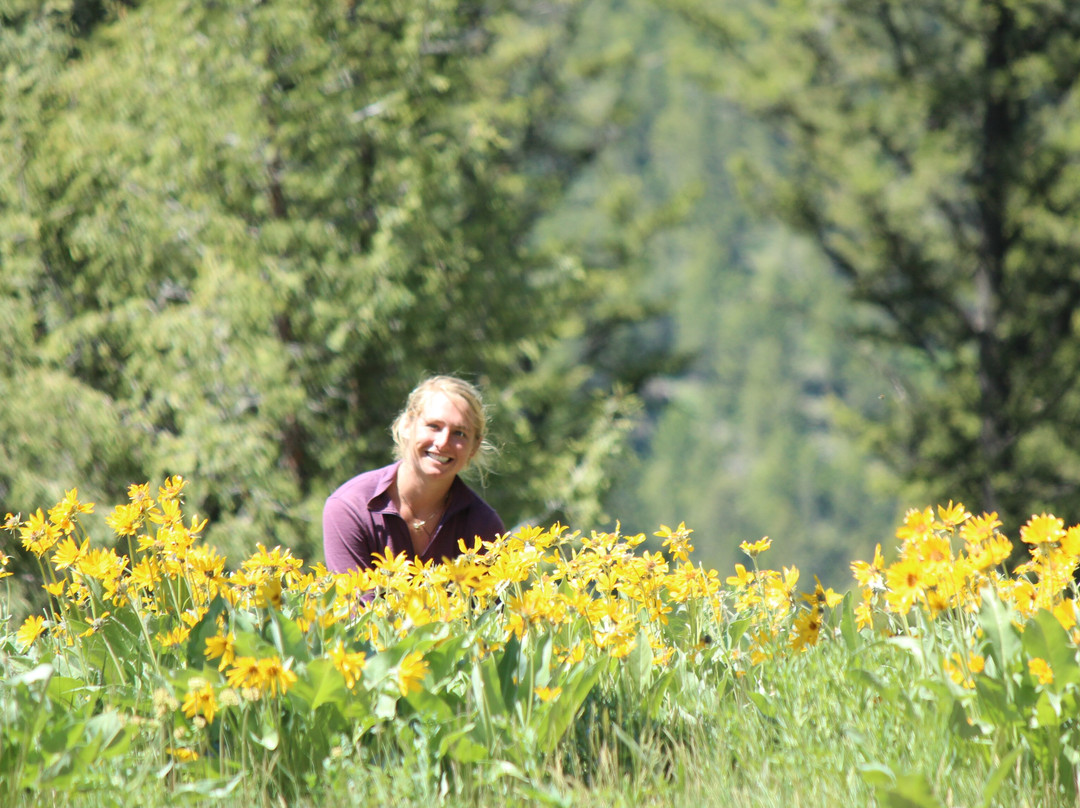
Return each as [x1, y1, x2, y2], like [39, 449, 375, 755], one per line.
[0, 0, 650, 578]
[7, 484, 1080, 806]
[594, 3, 901, 585]
[694, 0, 1080, 532]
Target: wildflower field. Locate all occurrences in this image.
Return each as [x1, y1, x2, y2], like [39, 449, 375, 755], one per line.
[4, 480, 1080, 807]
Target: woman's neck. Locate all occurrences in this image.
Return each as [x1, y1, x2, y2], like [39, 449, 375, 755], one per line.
[395, 461, 453, 513]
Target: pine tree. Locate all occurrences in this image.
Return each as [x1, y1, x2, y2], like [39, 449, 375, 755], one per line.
[0, 0, 646, 563]
[693, 0, 1080, 530]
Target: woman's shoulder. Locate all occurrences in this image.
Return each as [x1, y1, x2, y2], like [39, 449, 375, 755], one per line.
[452, 479, 505, 533]
[327, 462, 399, 503]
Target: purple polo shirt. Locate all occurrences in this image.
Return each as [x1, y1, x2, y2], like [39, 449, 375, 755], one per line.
[322, 462, 505, 573]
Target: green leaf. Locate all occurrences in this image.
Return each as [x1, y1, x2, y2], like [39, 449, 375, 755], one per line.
[856, 761, 895, 788]
[625, 629, 653, 692]
[424, 631, 474, 684]
[184, 596, 229, 668]
[265, 611, 309, 663]
[1022, 609, 1080, 690]
[840, 590, 858, 652]
[444, 732, 488, 764]
[877, 773, 946, 808]
[289, 657, 348, 712]
[538, 658, 605, 753]
[727, 616, 753, 650]
[747, 690, 776, 720]
[403, 682, 456, 724]
[978, 589, 1021, 674]
[498, 635, 522, 712]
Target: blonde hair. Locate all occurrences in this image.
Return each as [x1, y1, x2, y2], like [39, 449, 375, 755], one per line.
[391, 375, 495, 475]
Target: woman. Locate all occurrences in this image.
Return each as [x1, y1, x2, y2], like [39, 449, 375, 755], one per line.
[322, 375, 505, 573]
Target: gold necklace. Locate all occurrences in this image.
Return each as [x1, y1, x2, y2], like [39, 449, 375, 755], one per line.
[403, 497, 445, 532]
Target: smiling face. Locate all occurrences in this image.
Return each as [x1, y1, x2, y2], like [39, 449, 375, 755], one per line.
[401, 391, 479, 482]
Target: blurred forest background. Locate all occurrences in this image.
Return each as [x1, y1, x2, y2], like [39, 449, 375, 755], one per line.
[4, 0, 1080, 597]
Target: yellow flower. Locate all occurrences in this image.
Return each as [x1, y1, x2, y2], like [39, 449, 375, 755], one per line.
[79, 611, 111, 638]
[936, 501, 971, 529]
[51, 537, 89, 571]
[854, 593, 875, 631]
[48, 488, 93, 534]
[255, 656, 297, 697]
[960, 512, 1003, 545]
[157, 625, 191, 649]
[182, 680, 218, 724]
[803, 577, 842, 609]
[896, 507, 935, 545]
[329, 642, 367, 690]
[1021, 514, 1065, 546]
[105, 502, 144, 537]
[739, 537, 771, 558]
[534, 686, 562, 702]
[851, 543, 886, 592]
[1029, 657, 1054, 686]
[607, 634, 637, 659]
[166, 747, 199, 763]
[397, 650, 430, 696]
[944, 652, 982, 689]
[16, 614, 47, 649]
[1053, 599, 1077, 632]
[885, 557, 926, 615]
[127, 482, 154, 510]
[789, 607, 822, 651]
[76, 548, 127, 600]
[129, 557, 161, 592]
[204, 632, 236, 671]
[150, 498, 188, 530]
[255, 579, 283, 610]
[158, 475, 187, 502]
[372, 550, 414, 578]
[726, 563, 754, 589]
[559, 642, 586, 664]
[225, 657, 262, 690]
[20, 509, 60, 557]
[243, 543, 304, 585]
[656, 522, 695, 562]
[42, 580, 64, 597]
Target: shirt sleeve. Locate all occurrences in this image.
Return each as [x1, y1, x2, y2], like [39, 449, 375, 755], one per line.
[469, 501, 506, 544]
[322, 492, 375, 572]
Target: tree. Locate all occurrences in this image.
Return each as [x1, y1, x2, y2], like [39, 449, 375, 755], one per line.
[687, 0, 1080, 530]
[572, 2, 902, 585]
[0, 0, 647, 567]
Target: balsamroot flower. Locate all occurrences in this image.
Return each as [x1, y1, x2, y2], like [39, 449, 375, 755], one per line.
[16, 614, 47, 649]
[1029, 657, 1054, 686]
[397, 650, 429, 696]
[329, 642, 367, 690]
[182, 680, 218, 724]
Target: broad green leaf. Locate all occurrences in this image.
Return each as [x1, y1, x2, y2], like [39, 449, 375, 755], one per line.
[539, 659, 605, 753]
[403, 681, 456, 723]
[877, 773, 946, 808]
[626, 629, 653, 692]
[747, 690, 776, 720]
[184, 596, 229, 667]
[978, 590, 1021, 674]
[856, 761, 895, 788]
[289, 657, 348, 711]
[497, 635, 522, 712]
[265, 611, 309, 662]
[1022, 609, 1080, 690]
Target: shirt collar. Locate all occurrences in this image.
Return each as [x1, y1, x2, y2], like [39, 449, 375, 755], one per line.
[366, 461, 475, 516]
